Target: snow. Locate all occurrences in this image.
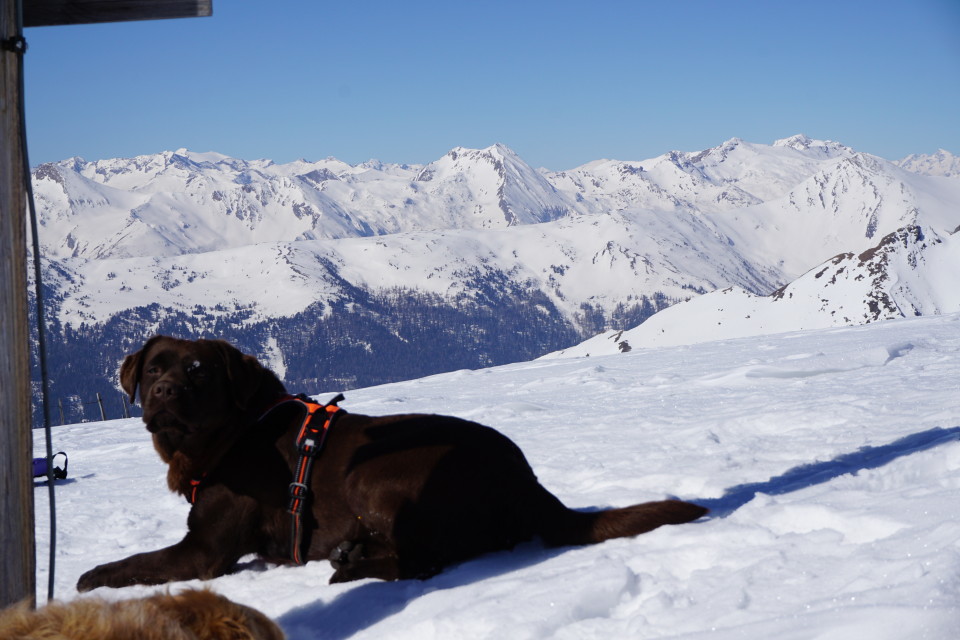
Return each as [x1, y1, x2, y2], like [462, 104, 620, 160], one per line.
[32, 312, 960, 639]
[897, 149, 960, 179]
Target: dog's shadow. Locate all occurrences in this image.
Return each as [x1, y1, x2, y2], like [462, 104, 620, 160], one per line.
[277, 543, 565, 639]
[277, 426, 960, 638]
[695, 426, 960, 518]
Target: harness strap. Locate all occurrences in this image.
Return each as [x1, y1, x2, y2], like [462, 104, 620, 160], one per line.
[280, 393, 345, 565]
[185, 474, 204, 505]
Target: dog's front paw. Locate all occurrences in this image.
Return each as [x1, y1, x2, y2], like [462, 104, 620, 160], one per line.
[76, 561, 136, 592]
[328, 540, 364, 571]
[77, 564, 111, 592]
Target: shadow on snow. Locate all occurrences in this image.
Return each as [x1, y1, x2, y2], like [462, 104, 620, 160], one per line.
[276, 543, 565, 639]
[695, 426, 960, 518]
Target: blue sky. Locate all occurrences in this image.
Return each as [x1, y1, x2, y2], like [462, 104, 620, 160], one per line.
[23, 0, 960, 170]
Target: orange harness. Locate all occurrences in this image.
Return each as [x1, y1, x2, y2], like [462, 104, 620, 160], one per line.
[278, 393, 345, 565]
[186, 393, 345, 566]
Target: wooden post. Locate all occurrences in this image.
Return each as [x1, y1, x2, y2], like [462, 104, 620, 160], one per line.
[1, 0, 211, 609]
[24, 0, 212, 27]
[96, 392, 106, 421]
[0, 0, 36, 610]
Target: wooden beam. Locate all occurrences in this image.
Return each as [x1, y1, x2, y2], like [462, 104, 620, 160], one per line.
[1, 0, 36, 610]
[2, 0, 211, 610]
[25, 0, 211, 28]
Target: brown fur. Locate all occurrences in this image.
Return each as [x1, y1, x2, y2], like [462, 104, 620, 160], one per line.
[0, 589, 284, 640]
[77, 336, 706, 590]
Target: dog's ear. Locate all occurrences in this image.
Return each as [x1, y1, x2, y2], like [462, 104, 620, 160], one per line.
[206, 340, 284, 410]
[119, 336, 164, 403]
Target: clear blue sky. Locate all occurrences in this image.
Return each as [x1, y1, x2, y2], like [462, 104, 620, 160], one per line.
[22, 0, 960, 170]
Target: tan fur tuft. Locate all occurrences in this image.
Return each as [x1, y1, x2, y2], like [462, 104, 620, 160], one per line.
[0, 588, 284, 640]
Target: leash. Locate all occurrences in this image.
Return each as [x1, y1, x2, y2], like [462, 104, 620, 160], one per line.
[8, 2, 59, 601]
[184, 393, 345, 565]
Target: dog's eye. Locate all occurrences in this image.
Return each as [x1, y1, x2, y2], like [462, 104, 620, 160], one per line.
[146, 366, 160, 376]
[185, 360, 208, 380]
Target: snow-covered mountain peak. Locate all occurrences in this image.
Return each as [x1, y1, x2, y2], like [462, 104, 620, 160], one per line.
[413, 143, 571, 226]
[173, 149, 234, 164]
[772, 134, 851, 156]
[424, 142, 528, 178]
[897, 148, 960, 178]
[687, 136, 747, 162]
[774, 133, 814, 149]
[623, 135, 854, 208]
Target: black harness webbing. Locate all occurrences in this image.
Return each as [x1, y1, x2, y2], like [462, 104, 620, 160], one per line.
[274, 393, 345, 565]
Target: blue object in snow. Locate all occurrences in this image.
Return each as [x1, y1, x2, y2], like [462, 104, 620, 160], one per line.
[33, 451, 68, 480]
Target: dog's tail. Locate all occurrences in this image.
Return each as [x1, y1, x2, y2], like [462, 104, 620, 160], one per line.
[538, 499, 707, 547]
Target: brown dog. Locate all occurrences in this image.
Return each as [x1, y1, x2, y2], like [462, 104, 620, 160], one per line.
[0, 589, 284, 640]
[76, 336, 706, 591]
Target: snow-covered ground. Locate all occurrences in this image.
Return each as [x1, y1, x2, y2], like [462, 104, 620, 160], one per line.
[33, 313, 960, 639]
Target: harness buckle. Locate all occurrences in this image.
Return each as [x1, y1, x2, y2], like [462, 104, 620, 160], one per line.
[289, 482, 309, 500]
[297, 435, 319, 456]
[288, 482, 310, 516]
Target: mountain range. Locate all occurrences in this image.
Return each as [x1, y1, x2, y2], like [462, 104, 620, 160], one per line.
[29, 136, 960, 424]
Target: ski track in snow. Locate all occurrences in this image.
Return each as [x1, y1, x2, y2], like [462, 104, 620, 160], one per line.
[32, 313, 960, 639]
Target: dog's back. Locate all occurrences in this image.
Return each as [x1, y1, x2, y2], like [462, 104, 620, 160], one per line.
[319, 413, 707, 581]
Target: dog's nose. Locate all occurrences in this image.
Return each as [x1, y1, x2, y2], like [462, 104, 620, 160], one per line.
[151, 380, 182, 399]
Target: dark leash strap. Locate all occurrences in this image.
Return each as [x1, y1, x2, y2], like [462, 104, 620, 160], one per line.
[282, 393, 345, 565]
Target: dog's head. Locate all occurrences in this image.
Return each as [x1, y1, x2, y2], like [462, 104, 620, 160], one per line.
[120, 336, 285, 462]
